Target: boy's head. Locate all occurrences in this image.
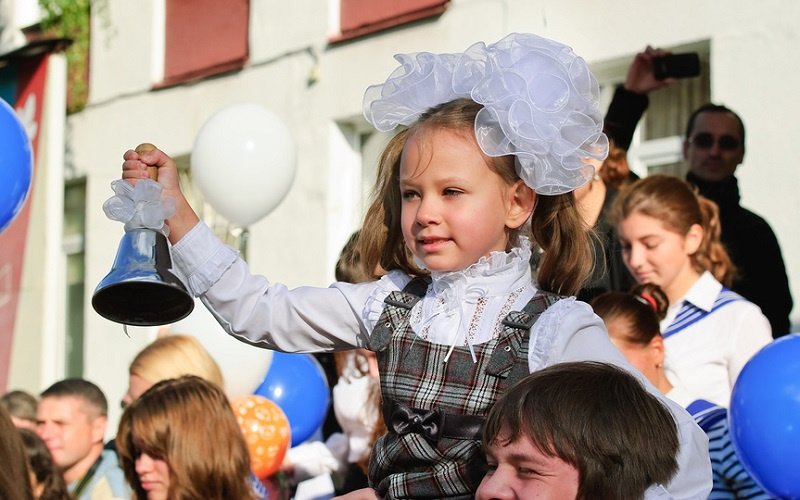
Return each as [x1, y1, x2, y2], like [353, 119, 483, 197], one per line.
[477, 362, 679, 500]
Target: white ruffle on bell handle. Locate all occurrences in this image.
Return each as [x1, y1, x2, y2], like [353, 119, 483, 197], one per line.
[92, 143, 194, 327]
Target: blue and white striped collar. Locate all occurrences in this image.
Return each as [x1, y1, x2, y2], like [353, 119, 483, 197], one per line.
[676, 271, 722, 312]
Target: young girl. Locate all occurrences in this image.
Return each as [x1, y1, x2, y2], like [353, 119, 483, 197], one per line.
[611, 175, 771, 407]
[591, 284, 771, 499]
[117, 376, 257, 500]
[120, 34, 710, 499]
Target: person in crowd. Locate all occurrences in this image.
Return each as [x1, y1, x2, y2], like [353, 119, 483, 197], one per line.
[684, 103, 793, 337]
[116, 375, 256, 500]
[119, 33, 710, 499]
[1, 405, 35, 500]
[476, 361, 679, 500]
[19, 428, 71, 500]
[572, 139, 636, 302]
[604, 46, 793, 337]
[591, 283, 771, 498]
[567, 48, 676, 302]
[121, 334, 271, 499]
[36, 378, 129, 499]
[1, 389, 39, 430]
[611, 175, 771, 407]
[283, 231, 385, 495]
[122, 334, 224, 407]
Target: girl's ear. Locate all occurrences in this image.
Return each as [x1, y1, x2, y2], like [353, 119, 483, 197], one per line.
[684, 223, 704, 255]
[648, 335, 665, 367]
[506, 180, 536, 229]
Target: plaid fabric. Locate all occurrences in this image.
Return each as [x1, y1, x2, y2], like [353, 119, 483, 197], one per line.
[368, 277, 560, 499]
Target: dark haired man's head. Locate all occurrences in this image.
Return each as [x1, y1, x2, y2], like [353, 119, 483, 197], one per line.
[683, 103, 745, 182]
[36, 378, 108, 484]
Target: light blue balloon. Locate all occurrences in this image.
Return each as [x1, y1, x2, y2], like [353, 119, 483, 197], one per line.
[729, 333, 800, 499]
[254, 352, 330, 447]
[0, 98, 33, 233]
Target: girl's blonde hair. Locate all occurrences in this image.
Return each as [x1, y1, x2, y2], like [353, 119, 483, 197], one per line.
[357, 98, 593, 295]
[117, 376, 255, 500]
[129, 334, 224, 388]
[610, 175, 736, 286]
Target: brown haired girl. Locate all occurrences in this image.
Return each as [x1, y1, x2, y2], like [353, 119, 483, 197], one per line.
[612, 175, 770, 407]
[119, 35, 709, 499]
[117, 376, 256, 500]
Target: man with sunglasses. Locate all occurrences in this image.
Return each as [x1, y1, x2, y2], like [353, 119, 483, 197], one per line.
[683, 104, 793, 338]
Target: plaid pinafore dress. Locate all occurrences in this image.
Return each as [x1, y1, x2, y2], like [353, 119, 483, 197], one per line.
[368, 277, 560, 499]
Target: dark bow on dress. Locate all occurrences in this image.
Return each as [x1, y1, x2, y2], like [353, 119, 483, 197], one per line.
[388, 402, 444, 442]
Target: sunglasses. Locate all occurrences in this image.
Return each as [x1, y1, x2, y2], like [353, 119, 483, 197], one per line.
[689, 132, 741, 151]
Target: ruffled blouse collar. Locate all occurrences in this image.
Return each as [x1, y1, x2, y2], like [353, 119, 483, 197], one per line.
[426, 237, 533, 307]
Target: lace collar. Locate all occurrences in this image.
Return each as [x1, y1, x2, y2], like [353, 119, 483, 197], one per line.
[425, 237, 533, 307]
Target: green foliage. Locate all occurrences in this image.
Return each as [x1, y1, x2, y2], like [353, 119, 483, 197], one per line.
[38, 0, 107, 113]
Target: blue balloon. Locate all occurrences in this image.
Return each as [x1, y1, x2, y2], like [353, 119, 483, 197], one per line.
[729, 334, 800, 499]
[0, 98, 33, 233]
[254, 352, 330, 447]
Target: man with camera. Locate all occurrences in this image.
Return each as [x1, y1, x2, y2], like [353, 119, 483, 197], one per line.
[682, 103, 792, 337]
[604, 47, 793, 338]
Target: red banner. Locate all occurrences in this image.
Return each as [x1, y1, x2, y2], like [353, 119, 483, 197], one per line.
[0, 54, 47, 392]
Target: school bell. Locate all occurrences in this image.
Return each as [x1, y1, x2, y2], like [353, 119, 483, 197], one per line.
[91, 143, 194, 326]
[92, 228, 194, 326]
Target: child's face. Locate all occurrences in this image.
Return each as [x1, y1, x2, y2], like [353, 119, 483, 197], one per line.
[617, 212, 702, 299]
[477, 432, 579, 500]
[399, 128, 526, 273]
[134, 449, 170, 499]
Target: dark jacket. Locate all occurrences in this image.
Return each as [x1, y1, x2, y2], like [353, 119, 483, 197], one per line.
[687, 172, 793, 337]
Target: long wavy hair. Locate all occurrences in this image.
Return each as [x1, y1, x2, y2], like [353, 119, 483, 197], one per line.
[610, 174, 736, 286]
[117, 376, 255, 500]
[357, 98, 593, 295]
[0, 406, 34, 500]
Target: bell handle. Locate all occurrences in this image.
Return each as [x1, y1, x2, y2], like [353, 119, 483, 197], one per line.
[135, 143, 159, 181]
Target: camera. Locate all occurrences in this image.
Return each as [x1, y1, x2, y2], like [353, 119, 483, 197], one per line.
[652, 53, 701, 80]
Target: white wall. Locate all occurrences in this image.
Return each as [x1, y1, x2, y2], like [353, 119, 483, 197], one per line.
[52, 0, 800, 435]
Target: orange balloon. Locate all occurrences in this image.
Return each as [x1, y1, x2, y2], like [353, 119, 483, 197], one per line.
[231, 395, 291, 479]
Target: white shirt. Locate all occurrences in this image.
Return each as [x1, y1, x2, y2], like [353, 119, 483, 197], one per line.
[661, 271, 772, 408]
[171, 222, 712, 499]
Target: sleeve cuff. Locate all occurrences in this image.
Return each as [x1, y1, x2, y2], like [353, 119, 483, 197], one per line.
[170, 222, 239, 296]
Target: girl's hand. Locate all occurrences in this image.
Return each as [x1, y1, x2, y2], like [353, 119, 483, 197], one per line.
[332, 487, 380, 500]
[121, 144, 199, 244]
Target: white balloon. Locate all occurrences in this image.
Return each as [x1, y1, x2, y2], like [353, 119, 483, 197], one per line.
[170, 298, 272, 398]
[191, 103, 297, 226]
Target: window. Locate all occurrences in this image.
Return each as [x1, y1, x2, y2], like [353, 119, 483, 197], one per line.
[161, 0, 249, 87]
[63, 179, 86, 377]
[358, 129, 392, 212]
[639, 64, 710, 177]
[333, 0, 449, 42]
[594, 42, 711, 178]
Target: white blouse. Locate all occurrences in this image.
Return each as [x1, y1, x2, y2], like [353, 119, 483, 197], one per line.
[171, 222, 711, 499]
[661, 272, 772, 408]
